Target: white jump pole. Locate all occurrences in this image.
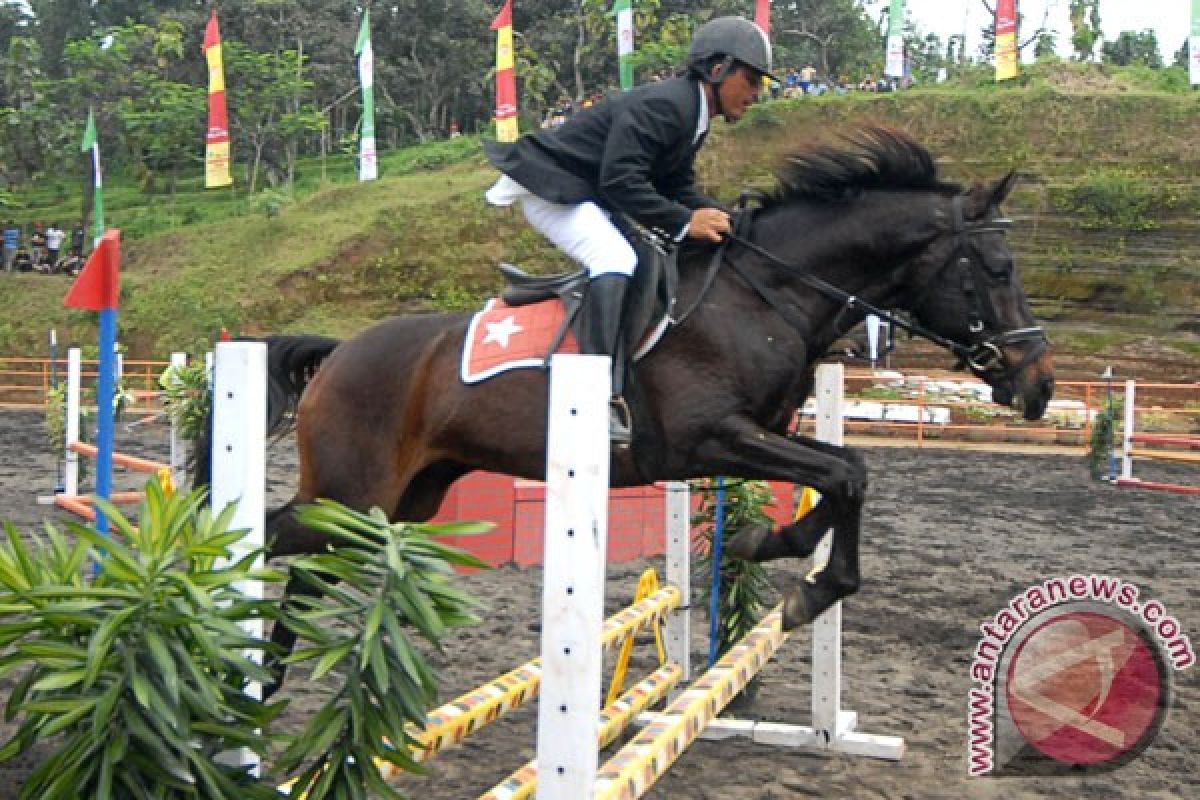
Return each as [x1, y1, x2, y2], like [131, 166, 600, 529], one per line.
[663, 481, 691, 683]
[1121, 379, 1136, 481]
[536, 354, 612, 800]
[63, 347, 82, 497]
[209, 341, 267, 773]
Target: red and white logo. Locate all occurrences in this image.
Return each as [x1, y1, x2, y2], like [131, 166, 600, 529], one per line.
[1005, 610, 1165, 766]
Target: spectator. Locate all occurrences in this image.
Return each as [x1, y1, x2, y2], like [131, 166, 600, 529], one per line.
[800, 64, 816, 94]
[70, 222, 86, 258]
[2, 219, 18, 272]
[45, 222, 65, 268]
[12, 247, 33, 273]
[449, 121, 462, 138]
[29, 222, 46, 267]
[784, 67, 799, 96]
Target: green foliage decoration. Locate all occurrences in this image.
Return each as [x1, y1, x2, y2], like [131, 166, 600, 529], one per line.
[273, 501, 488, 799]
[0, 481, 286, 800]
[691, 479, 776, 666]
[159, 360, 210, 444]
[0, 476, 489, 799]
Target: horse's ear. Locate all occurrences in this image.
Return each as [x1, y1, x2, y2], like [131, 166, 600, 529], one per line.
[964, 171, 1018, 218]
[990, 170, 1019, 205]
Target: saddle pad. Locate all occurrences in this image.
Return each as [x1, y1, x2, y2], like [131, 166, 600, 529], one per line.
[461, 297, 579, 384]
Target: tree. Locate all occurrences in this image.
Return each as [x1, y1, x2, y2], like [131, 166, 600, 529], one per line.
[1175, 39, 1191, 70]
[771, 0, 881, 82]
[224, 42, 325, 192]
[1068, 0, 1101, 62]
[1101, 30, 1163, 68]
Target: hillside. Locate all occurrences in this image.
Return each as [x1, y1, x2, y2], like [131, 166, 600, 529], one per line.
[3, 75, 1198, 381]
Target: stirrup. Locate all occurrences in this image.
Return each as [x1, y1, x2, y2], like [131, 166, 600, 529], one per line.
[609, 396, 632, 448]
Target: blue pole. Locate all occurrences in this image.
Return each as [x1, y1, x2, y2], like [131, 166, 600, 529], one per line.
[707, 477, 725, 667]
[93, 308, 117, 535]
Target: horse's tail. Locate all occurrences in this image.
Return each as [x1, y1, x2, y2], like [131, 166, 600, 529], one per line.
[191, 334, 342, 489]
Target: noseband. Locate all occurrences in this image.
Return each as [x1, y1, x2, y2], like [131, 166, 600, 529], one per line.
[721, 194, 1048, 384]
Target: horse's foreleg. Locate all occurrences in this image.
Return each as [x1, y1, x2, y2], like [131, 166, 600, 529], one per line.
[694, 420, 866, 630]
[725, 499, 833, 562]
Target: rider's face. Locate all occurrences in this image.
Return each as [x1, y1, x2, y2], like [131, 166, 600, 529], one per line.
[715, 65, 764, 123]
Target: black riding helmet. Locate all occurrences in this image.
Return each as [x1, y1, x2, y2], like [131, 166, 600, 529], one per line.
[686, 16, 777, 85]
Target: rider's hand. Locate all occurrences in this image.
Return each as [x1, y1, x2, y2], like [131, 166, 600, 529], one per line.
[687, 207, 731, 243]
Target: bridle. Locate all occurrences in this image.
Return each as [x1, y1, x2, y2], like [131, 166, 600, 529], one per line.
[720, 193, 1049, 384]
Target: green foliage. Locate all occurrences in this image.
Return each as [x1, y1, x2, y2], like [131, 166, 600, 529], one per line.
[0, 482, 286, 799]
[273, 501, 487, 799]
[1087, 398, 1122, 480]
[159, 360, 210, 444]
[0, 478, 489, 799]
[691, 479, 775, 667]
[1051, 168, 1165, 231]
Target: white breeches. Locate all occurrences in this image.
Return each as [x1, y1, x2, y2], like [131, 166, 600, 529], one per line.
[487, 177, 637, 277]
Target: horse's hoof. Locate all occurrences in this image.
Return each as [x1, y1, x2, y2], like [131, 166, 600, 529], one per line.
[726, 522, 772, 561]
[782, 589, 813, 630]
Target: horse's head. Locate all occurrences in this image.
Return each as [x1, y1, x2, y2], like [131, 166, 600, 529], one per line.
[904, 173, 1055, 419]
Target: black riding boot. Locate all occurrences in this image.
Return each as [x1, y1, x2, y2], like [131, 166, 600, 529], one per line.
[578, 273, 632, 446]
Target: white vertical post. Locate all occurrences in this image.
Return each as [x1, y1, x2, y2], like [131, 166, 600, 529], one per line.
[664, 481, 691, 684]
[536, 354, 611, 800]
[167, 352, 187, 488]
[811, 363, 851, 738]
[209, 341, 267, 773]
[1121, 380, 1136, 482]
[63, 348, 82, 496]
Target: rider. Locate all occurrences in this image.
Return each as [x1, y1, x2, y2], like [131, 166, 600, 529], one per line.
[485, 15, 773, 445]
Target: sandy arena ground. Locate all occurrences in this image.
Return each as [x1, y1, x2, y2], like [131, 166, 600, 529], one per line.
[0, 409, 1195, 798]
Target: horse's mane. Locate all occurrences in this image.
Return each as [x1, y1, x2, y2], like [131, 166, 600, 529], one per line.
[763, 127, 961, 207]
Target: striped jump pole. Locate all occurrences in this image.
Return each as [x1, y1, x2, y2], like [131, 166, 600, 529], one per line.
[1117, 379, 1200, 496]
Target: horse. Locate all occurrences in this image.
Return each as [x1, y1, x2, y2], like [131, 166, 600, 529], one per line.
[202, 127, 1055, 690]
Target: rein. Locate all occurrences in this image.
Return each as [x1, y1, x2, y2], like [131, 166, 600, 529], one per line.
[719, 195, 1048, 381]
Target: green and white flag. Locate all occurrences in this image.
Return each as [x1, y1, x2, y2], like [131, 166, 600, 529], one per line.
[615, 0, 634, 90]
[884, 0, 905, 78]
[355, 9, 378, 181]
[81, 110, 104, 245]
[1190, 0, 1200, 87]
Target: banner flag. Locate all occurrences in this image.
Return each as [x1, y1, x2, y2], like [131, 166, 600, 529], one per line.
[203, 11, 233, 187]
[615, 0, 634, 90]
[355, 9, 378, 181]
[994, 0, 1018, 81]
[491, 0, 518, 142]
[80, 110, 104, 245]
[885, 0, 906, 78]
[1191, 0, 1200, 86]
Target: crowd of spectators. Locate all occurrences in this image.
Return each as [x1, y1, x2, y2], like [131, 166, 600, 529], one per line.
[775, 64, 914, 99]
[2, 219, 86, 276]
[528, 63, 915, 133]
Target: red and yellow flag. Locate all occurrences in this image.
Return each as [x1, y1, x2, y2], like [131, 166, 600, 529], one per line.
[994, 0, 1018, 82]
[203, 11, 233, 187]
[490, 0, 518, 142]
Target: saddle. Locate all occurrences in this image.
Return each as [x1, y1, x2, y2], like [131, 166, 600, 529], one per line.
[497, 222, 679, 365]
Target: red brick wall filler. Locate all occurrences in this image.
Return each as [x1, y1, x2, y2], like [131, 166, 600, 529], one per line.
[431, 472, 794, 567]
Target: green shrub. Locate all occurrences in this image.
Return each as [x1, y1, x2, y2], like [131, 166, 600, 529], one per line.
[1053, 168, 1164, 231]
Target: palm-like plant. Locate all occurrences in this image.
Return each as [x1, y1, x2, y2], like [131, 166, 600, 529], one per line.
[0, 478, 488, 799]
[0, 481, 284, 799]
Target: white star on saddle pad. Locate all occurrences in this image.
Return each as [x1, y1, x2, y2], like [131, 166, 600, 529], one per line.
[482, 315, 523, 348]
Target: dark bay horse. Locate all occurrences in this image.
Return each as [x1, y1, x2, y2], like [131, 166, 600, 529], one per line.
[216, 128, 1054, 683]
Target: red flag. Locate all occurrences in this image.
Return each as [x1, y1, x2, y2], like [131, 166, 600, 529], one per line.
[64, 230, 120, 311]
[755, 0, 770, 35]
[490, 0, 512, 30]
